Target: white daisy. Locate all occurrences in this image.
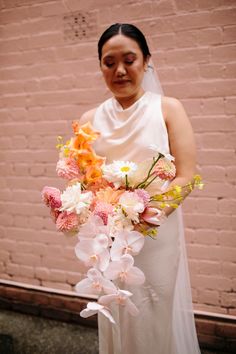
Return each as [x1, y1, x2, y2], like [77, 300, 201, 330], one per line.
[112, 160, 138, 178]
[102, 161, 137, 188]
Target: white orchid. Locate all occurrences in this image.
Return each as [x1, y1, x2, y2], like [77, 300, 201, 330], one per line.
[75, 234, 110, 272]
[110, 230, 145, 261]
[80, 301, 115, 324]
[99, 289, 139, 316]
[78, 215, 111, 241]
[75, 268, 116, 295]
[104, 254, 145, 286]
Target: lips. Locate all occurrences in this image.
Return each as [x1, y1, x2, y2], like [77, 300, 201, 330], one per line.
[113, 79, 130, 85]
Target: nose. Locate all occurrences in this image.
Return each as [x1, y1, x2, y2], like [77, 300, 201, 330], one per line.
[116, 62, 126, 77]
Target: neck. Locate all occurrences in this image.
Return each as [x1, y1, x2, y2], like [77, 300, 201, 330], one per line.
[115, 88, 145, 109]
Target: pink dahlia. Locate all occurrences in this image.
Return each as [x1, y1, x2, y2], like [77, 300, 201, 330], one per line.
[93, 201, 114, 225]
[56, 211, 79, 232]
[42, 186, 62, 209]
[153, 158, 176, 180]
[50, 208, 60, 222]
[134, 189, 150, 207]
[56, 158, 82, 180]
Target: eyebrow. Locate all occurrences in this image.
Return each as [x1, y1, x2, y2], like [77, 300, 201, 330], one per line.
[103, 51, 137, 60]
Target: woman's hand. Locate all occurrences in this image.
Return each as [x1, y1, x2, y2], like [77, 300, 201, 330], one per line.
[161, 97, 197, 217]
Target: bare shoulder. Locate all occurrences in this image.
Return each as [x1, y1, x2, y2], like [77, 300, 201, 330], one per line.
[79, 108, 97, 125]
[161, 96, 186, 123]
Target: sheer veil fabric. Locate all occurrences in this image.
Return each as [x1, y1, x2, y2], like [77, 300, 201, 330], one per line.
[142, 62, 201, 354]
[91, 63, 201, 354]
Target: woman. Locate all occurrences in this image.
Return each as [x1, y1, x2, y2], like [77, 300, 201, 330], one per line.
[80, 23, 200, 354]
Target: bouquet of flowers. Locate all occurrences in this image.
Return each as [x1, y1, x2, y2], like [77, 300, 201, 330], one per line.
[42, 122, 203, 324]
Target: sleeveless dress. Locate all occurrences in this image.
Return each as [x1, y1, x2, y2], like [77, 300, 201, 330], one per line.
[92, 91, 201, 354]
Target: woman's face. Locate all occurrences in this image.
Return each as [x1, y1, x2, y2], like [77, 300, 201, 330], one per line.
[100, 34, 148, 100]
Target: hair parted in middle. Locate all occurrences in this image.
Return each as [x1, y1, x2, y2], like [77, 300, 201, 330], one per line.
[98, 23, 151, 61]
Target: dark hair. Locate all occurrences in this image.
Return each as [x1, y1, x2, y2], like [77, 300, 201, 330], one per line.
[98, 23, 151, 61]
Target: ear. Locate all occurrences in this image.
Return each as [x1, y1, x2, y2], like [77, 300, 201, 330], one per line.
[144, 55, 151, 71]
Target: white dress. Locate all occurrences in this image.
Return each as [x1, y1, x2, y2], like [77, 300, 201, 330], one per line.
[92, 91, 201, 354]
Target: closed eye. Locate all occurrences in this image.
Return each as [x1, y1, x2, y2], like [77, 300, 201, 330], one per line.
[125, 60, 134, 65]
[105, 62, 115, 68]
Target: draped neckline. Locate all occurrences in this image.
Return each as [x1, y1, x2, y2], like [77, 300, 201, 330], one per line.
[109, 91, 150, 125]
[112, 91, 149, 113]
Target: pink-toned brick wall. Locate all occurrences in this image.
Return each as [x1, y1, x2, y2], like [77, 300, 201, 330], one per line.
[0, 0, 235, 315]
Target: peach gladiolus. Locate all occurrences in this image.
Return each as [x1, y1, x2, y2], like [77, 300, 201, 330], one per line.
[85, 165, 103, 184]
[77, 151, 105, 172]
[69, 136, 91, 152]
[72, 121, 100, 144]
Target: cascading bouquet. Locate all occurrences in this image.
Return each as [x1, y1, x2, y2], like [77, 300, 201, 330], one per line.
[42, 122, 203, 324]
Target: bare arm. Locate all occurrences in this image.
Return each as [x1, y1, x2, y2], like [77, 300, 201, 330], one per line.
[161, 96, 196, 216]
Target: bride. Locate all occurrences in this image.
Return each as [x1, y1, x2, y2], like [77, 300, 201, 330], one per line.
[79, 23, 201, 354]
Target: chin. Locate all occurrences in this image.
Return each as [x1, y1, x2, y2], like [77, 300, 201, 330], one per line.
[111, 86, 137, 98]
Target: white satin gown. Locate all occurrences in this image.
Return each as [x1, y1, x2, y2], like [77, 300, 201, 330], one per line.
[92, 91, 201, 354]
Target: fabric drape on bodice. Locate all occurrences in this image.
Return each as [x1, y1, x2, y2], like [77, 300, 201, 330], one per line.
[93, 91, 169, 163]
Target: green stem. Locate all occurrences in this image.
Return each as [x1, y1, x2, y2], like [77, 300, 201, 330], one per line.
[125, 174, 129, 190]
[143, 174, 158, 189]
[135, 154, 163, 189]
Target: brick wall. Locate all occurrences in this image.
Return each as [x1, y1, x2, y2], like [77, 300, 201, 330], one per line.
[0, 0, 235, 315]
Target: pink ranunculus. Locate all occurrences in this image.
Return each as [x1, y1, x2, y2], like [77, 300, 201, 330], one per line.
[141, 207, 167, 226]
[42, 186, 62, 209]
[93, 201, 114, 225]
[56, 158, 82, 180]
[104, 254, 145, 285]
[153, 158, 176, 180]
[134, 189, 150, 208]
[56, 211, 79, 232]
